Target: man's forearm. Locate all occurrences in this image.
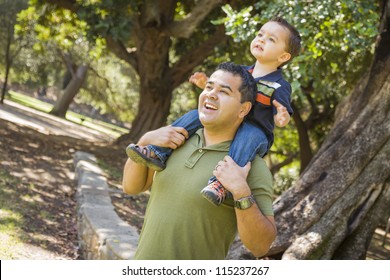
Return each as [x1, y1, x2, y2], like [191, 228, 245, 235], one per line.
[236, 204, 277, 257]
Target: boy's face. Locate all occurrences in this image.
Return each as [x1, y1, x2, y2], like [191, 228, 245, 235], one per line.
[250, 21, 291, 66]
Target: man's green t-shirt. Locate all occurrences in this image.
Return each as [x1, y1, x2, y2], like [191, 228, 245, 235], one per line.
[134, 129, 273, 260]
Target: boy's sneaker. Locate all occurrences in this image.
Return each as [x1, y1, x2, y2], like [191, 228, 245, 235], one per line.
[201, 180, 228, 206]
[126, 144, 166, 171]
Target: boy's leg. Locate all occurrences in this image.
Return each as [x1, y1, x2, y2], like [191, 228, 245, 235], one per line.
[228, 121, 269, 165]
[127, 110, 202, 171]
[149, 109, 202, 163]
[201, 122, 268, 206]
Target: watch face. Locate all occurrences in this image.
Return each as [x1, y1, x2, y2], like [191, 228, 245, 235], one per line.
[235, 196, 255, 209]
[240, 199, 251, 209]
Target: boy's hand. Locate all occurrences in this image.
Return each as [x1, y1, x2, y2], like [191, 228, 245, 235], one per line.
[138, 125, 189, 149]
[189, 72, 208, 89]
[273, 100, 290, 127]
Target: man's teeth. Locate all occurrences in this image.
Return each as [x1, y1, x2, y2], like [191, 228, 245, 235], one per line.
[205, 103, 217, 110]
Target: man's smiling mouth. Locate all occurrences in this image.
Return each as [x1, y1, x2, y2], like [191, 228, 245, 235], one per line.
[204, 102, 218, 110]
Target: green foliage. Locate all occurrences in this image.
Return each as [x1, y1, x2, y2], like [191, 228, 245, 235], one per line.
[12, 1, 139, 124]
[0, 0, 29, 75]
[272, 162, 299, 196]
[213, 5, 260, 43]
[168, 82, 198, 124]
[76, 53, 140, 122]
[75, 0, 136, 41]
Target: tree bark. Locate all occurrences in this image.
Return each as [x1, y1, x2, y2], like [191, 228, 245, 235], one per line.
[1, 16, 14, 104]
[50, 64, 88, 118]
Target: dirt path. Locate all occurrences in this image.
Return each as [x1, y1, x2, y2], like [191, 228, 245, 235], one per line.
[0, 101, 125, 259]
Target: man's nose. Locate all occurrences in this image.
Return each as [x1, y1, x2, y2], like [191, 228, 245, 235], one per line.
[206, 89, 218, 99]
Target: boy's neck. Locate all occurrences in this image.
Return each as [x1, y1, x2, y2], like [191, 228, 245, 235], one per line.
[252, 61, 279, 78]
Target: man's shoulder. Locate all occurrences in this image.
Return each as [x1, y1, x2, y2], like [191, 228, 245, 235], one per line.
[249, 156, 273, 181]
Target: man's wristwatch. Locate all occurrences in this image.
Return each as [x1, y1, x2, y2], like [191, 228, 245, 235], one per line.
[234, 195, 256, 210]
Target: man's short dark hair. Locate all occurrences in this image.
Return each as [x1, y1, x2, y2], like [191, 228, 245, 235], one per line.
[216, 62, 256, 105]
[270, 16, 301, 66]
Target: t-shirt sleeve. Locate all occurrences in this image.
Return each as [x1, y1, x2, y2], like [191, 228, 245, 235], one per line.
[247, 156, 274, 216]
[272, 81, 293, 116]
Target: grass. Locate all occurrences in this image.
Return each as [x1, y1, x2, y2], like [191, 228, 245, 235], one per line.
[0, 169, 29, 259]
[6, 90, 129, 138]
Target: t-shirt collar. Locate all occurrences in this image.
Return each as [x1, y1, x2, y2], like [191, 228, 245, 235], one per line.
[244, 64, 283, 82]
[194, 129, 231, 151]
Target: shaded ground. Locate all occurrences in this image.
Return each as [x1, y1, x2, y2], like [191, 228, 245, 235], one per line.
[0, 99, 389, 260]
[0, 101, 145, 259]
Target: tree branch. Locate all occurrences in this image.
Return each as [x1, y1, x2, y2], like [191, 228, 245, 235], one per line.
[171, 25, 227, 88]
[105, 36, 138, 72]
[164, 0, 223, 38]
[270, 152, 298, 174]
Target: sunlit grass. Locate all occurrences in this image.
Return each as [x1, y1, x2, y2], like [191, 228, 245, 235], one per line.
[6, 90, 129, 138]
[0, 171, 28, 259]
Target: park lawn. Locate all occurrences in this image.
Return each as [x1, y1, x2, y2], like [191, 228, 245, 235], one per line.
[6, 90, 129, 138]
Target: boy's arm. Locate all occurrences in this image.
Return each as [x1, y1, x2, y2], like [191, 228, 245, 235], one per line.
[273, 99, 291, 127]
[189, 72, 208, 89]
[122, 126, 189, 195]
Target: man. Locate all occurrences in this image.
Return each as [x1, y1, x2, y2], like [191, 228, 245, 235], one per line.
[122, 62, 276, 260]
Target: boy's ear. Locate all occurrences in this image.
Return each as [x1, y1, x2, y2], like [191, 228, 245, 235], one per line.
[239, 101, 252, 118]
[279, 52, 291, 64]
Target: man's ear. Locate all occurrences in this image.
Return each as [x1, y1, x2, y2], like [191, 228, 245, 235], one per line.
[278, 52, 291, 64]
[239, 102, 252, 118]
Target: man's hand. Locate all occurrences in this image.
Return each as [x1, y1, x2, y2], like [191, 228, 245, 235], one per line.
[273, 100, 290, 127]
[189, 72, 208, 89]
[213, 156, 252, 199]
[138, 125, 189, 150]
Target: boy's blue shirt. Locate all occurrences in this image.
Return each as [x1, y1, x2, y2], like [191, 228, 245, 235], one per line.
[243, 64, 293, 150]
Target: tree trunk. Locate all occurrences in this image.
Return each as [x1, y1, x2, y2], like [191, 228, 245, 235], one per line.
[50, 64, 88, 118]
[267, 1, 390, 259]
[0, 61, 11, 104]
[115, 22, 174, 143]
[291, 102, 313, 173]
[1, 19, 13, 104]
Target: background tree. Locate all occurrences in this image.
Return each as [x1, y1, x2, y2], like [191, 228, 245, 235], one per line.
[17, 4, 130, 119]
[0, 0, 28, 103]
[33, 0, 270, 142]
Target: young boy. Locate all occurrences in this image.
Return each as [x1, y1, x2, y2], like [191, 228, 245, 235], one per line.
[126, 16, 301, 206]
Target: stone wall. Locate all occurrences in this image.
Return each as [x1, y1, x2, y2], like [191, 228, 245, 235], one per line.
[74, 151, 139, 260]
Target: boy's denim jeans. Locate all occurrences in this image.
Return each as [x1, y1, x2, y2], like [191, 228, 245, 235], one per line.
[149, 109, 268, 169]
